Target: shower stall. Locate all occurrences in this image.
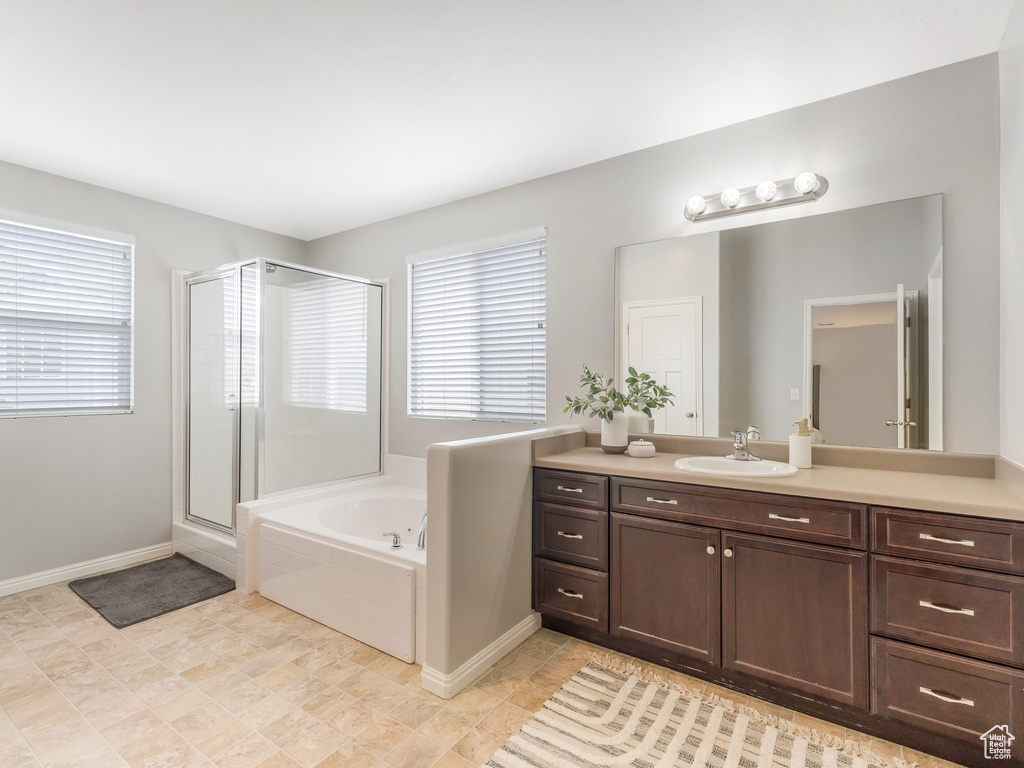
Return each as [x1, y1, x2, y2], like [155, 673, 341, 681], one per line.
[184, 259, 384, 534]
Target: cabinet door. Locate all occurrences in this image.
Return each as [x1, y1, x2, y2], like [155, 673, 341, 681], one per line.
[722, 532, 868, 709]
[610, 513, 720, 664]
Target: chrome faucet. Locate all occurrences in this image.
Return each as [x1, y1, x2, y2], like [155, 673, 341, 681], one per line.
[747, 425, 760, 441]
[383, 532, 403, 549]
[417, 511, 427, 550]
[728, 430, 761, 461]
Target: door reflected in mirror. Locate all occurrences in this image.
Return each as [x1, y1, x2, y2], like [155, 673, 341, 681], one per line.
[615, 194, 943, 450]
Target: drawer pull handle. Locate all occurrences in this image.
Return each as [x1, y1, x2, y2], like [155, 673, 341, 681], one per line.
[919, 687, 974, 707]
[919, 532, 975, 547]
[768, 513, 810, 524]
[557, 531, 584, 540]
[646, 496, 678, 505]
[556, 485, 584, 494]
[557, 588, 584, 599]
[919, 600, 975, 617]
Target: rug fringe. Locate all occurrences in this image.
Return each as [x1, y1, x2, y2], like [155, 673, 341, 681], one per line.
[588, 652, 916, 768]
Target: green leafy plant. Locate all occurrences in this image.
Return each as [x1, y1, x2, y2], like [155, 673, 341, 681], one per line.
[563, 364, 673, 422]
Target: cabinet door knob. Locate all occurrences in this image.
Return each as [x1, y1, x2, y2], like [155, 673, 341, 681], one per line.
[686, 412, 695, 418]
[706, 546, 715, 555]
[723, 548, 733, 558]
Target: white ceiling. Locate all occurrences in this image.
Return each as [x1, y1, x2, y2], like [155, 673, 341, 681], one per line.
[0, 1, 1014, 241]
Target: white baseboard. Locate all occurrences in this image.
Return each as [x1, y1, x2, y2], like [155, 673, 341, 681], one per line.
[0, 543, 174, 598]
[422, 612, 542, 699]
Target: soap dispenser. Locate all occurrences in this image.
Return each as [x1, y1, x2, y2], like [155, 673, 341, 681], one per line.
[789, 418, 813, 469]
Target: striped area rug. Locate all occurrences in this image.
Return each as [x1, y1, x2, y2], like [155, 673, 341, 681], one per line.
[486, 659, 912, 768]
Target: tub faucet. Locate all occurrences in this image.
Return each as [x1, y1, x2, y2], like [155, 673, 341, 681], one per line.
[383, 532, 403, 549]
[728, 431, 761, 462]
[417, 511, 427, 550]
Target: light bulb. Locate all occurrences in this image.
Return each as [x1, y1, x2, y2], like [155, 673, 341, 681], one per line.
[755, 180, 777, 202]
[794, 172, 820, 195]
[686, 196, 706, 216]
[720, 188, 741, 208]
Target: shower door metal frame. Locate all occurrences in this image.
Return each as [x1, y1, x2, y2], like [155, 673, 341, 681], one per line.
[183, 262, 248, 535]
[183, 258, 386, 535]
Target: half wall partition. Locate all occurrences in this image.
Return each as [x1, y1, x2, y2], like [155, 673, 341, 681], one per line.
[185, 259, 384, 534]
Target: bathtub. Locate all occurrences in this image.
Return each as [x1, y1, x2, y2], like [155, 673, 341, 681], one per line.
[237, 476, 427, 664]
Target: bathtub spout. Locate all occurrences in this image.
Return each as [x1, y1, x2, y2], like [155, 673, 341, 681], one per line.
[417, 511, 427, 549]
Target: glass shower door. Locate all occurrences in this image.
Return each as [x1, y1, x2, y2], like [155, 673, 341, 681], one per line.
[186, 271, 239, 531]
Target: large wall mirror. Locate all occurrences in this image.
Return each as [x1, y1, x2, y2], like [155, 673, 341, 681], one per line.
[615, 194, 943, 450]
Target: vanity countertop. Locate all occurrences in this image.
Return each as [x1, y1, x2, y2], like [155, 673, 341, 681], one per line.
[534, 445, 1024, 522]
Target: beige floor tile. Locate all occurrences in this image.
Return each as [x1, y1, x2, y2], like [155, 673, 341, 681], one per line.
[25, 716, 110, 767]
[211, 732, 279, 768]
[358, 682, 413, 716]
[3, 689, 78, 737]
[182, 659, 234, 687]
[259, 709, 321, 748]
[117, 725, 186, 768]
[253, 752, 303, 768]
[282, 723, 347, 767]
[270, 638, 318, 663]
[235, 693, 295, 731]
[173, 702, 235, 741]
[364, 656, 408, 681]
[493, 652, 543, 680]
[81, 635, 144, 668]
[0, 733, 38, 768]
[299, 689, 354, 722]
[505, 681, 552, 712]
[416, 710, 474, 750]
[217, 681, 273, 717]
[387, 695, 444, 731]
[257, 665, 308, 693]
[334, 671, 388, 700]
[195, 669, 252, 699]
[471, 669, 524, 700]
[344, 646, 384, 669]
[310, 659, 362, 687]
[138, 741, 209, 768]
[78, 751, 131, 768]
[351, 717, 412, 758]
[276, 675, 330, 707]
[101, 709, 167, 748]
[381, 732, 446, 768]
[443, 688, 502, 723]
[526, 663, 575, 692]
[324, 702, 383, 740]
[427, 752, 475, 768]
[235, 653, 287, 681]
[479, 701, 533, 739]
[319, 636, 362, 658]
[189, 715, 254, 758]
[290, 650, 338, 677]
[450, 725, 507, 765]
[310, 741, 376, 768]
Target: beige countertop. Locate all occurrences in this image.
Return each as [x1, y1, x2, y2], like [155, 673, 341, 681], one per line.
[533, 444, 1024, 522]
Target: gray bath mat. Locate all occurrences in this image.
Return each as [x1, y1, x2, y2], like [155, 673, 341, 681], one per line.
[69, 553, 235, 628]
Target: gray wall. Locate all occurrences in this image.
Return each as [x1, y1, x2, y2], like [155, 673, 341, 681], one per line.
[0, 161, 305, 583]
[1001, 3, 1024, 468]
[307, 55, 1001, 458]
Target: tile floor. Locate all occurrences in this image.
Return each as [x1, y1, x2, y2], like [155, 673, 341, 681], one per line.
[0, 582, 963, 768]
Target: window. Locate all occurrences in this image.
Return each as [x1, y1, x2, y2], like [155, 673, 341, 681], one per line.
[408, 235, 546, 423]
[0, 218, 133, 417]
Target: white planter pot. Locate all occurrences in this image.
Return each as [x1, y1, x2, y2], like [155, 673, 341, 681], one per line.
[600, 411, 629, 454]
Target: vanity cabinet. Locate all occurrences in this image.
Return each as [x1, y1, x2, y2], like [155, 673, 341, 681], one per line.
[533, 462, 1024, 765]
[609, 513, 720, 663]
[869, 505, 1024, 744]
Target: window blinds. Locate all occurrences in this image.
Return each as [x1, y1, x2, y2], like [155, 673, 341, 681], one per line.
[0, 219, 133, 417]
[408, 237, 546, 423]
[285, 277, 369, 412]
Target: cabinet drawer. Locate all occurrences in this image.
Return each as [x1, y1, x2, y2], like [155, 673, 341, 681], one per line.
[533, 558, 608, 632]
[534, 469, 608, 511]
[871, 637, 1024, 743]
[872, 507, 1024, 574]
[612, 477, 866, 548]
[533, 502, 608, 570]
[871, 556, 1024, 667]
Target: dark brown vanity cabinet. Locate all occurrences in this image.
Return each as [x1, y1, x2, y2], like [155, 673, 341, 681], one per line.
[870, 506, 1024, 743]
[609, 513, 720, 664]
[722, 532, 868, 709]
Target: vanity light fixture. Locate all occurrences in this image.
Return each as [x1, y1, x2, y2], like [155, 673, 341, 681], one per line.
[685, 172, 828, 222]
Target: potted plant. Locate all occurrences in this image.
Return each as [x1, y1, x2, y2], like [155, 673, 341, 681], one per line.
[564, 364, 674, 453]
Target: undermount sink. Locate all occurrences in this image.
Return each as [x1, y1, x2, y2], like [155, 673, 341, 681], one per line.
[673, 455, 800, 478]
